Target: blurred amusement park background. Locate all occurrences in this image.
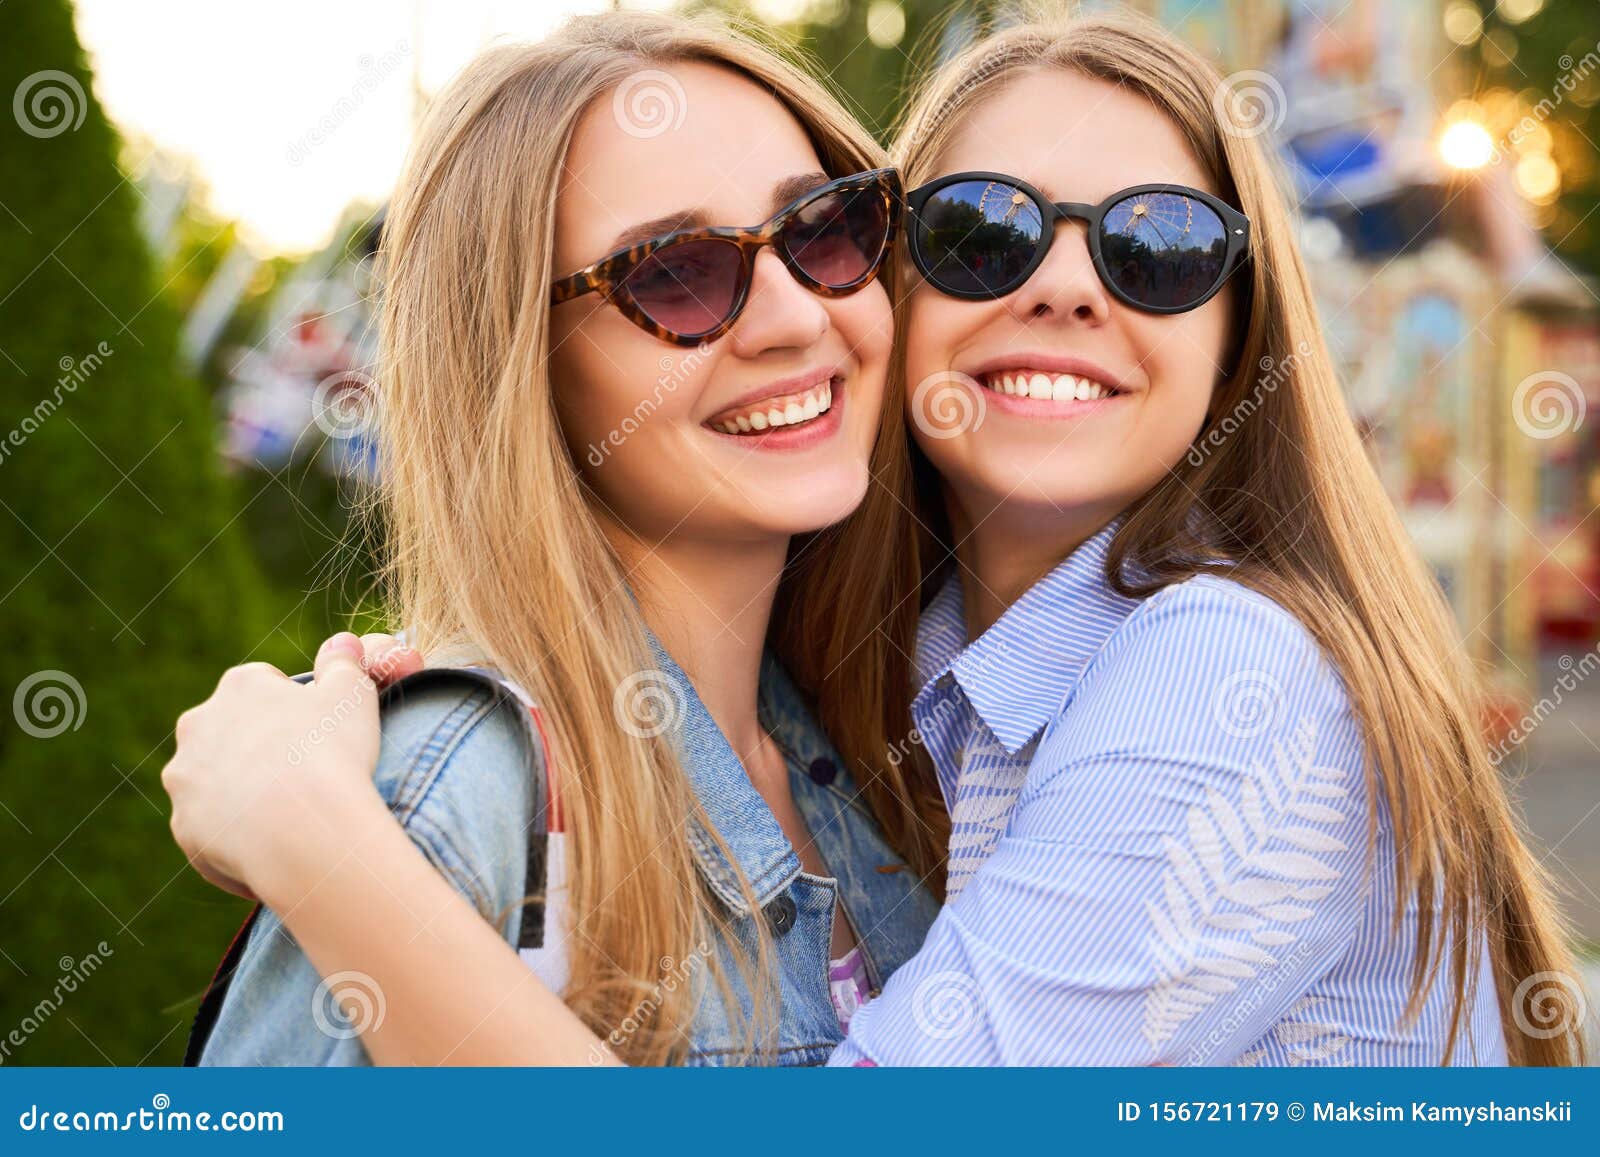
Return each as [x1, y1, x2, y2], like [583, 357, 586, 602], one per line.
[2, 0, 1599, 1063]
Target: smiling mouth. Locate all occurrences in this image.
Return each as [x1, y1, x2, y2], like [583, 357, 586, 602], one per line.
[707, 376, 839, 435]
[977, 369, 1123, 403]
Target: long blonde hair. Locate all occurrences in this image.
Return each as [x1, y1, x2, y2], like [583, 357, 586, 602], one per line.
[889, 4, 1585, 1065]
[373, 9, 941, 1064]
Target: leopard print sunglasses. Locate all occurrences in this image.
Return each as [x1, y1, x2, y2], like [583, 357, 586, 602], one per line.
[550, 168, 901, 346]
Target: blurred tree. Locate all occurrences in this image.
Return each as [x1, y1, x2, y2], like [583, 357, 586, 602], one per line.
[1468, 0, 1599, 278]
[0, 0, 283, 1062]
[691, 0, 1008, 141]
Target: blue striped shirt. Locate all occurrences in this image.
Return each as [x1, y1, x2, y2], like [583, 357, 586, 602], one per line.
[829, 520, 1507, 1066]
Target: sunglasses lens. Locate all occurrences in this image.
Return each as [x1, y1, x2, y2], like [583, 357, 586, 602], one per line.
[912, 179, 1042, 296]
[783, 184, 891, 288]
[1100, 191, 1228, 310]
[620, 238, 744, 337]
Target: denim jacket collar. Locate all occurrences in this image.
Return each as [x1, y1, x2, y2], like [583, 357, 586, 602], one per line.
[763, 653, 940, 982]
[643, 631, 802, 916]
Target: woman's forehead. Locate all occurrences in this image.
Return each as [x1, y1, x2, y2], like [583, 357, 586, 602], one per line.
[555, 60, 826, 262]
[933, 68, 1217, 200]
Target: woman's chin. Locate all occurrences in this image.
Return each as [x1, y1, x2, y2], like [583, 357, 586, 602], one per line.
[743, 470, 870, 537]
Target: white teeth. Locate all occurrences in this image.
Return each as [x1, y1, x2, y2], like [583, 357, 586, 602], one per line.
[982, 370, 1116, 403]
[712, 382, 835, 434]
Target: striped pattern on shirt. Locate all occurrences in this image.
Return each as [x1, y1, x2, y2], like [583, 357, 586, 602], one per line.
[829, 521, 1507, 1066]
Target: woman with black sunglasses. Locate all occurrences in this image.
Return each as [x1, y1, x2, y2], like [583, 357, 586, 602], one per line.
[840, 8, 1577, 1066]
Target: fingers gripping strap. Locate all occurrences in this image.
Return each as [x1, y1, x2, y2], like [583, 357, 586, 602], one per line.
[182, 666, 555, 1064]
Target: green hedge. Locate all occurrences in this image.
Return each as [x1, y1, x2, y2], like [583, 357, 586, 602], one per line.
[0, 0, 287, 1064]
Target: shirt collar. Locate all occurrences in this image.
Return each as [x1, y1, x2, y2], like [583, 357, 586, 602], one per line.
[916, 518, 1142, 756]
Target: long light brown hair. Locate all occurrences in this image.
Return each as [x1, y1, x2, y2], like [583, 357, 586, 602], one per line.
[887, 4, 1585, 1065]
[373, 9, 942, 1064]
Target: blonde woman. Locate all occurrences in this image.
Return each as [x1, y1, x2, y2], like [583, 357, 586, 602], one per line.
[168, 8, 1587, 1066]
[829, 5, 1583, 1066]
[163, 10, 946, 1067]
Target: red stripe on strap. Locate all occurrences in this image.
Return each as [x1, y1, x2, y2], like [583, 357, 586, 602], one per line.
[527, 705, 562, 833]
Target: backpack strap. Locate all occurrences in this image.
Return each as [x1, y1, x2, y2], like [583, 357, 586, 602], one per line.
[181, 665, 554, 1065]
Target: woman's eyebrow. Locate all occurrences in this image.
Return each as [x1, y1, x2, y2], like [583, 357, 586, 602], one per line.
[604, 170, 833, 251]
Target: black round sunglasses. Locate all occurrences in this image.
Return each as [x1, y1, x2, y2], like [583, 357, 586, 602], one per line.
[905, 171, 1250, 314]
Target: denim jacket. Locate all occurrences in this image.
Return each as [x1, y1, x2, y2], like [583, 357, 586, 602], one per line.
[190, 636, 939, 1066]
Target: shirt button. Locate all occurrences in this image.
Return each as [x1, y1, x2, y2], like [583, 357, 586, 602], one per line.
[764, 893, 798, 937]
[807, 757, 837, 784]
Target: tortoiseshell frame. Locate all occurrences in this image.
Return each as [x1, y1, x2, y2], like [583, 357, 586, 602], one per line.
[549, 168, 903, 346]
